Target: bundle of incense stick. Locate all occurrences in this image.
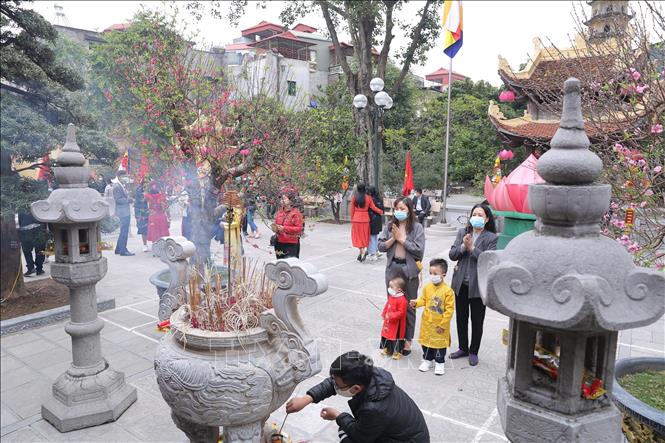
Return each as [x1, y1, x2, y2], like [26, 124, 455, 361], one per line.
[187, 259, 275, 333]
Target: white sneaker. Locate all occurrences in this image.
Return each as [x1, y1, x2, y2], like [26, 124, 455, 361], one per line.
[142, 245, 149, 252]
[434, 362, 445, 375]
[419, 360, 433, 372]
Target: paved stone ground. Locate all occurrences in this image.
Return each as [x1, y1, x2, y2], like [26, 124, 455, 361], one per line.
[2, 197, 663, 442]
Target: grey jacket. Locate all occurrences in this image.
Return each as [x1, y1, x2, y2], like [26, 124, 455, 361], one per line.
[112, 181, 131, 218]
[378, 221, 425, 280]
[449, 228, 498, 299]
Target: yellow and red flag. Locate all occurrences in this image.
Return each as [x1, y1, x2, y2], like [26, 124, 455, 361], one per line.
[443, 0, 463, 58]
[402, 150, 414, 196]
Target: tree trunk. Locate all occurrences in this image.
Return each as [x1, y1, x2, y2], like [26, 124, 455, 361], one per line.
[0, 149, 24, 299]
[0, 215, 24, 299]
[330, 198, 341, 224]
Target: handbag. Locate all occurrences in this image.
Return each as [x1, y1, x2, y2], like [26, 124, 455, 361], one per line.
[270, 234, 277, 247]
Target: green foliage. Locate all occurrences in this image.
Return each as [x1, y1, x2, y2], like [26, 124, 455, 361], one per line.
[383, 81, 506, 193]
[301, 102, 364, 202]
[0, 1, 117, 218]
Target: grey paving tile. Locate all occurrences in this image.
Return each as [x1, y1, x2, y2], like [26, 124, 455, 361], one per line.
[0, 332, 41, 349]
[1, 378, 52, 419]
[36, 360, 71, 381]
[425, 415, 481, 443]
[131, 323, 166, 341]
[1, 426, 47, 442]
[440, 393, 497, 428]
[0, 355, 25, 374]
[99, 327, 136, 345]
[1, 367, 44, 392]
[100, 309, 156, 329]
[1, 403, 22, 429]
[30, 418, 141, 442]
[5, 338, 56, 359]
[120, 335, 160, 359]
[18, 347, 71, 370]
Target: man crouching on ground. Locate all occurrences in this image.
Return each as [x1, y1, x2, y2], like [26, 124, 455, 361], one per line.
[286, 351, 430, 442]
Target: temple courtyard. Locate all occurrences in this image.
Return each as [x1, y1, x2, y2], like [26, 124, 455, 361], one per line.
[1, 201, 663, 442]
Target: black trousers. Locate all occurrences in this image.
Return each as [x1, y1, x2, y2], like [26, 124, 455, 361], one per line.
[380, 336, 404, 355]
[20, 232, 46, 272]
[455, 283, 486, 355]
[416, 211, 427, 226]
[422, 345, 447, 363]
[115, 216, 131, 254]
[275, 241, 299, 259]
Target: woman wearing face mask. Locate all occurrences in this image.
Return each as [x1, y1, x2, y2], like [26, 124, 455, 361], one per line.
[271, 191, 304, 259]
[378, 197, 426, 355]
[448, 203, 498, 366]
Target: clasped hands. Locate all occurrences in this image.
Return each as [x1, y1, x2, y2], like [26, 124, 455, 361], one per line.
[391, 224, 406, 243]
[462, 233, 474, 251]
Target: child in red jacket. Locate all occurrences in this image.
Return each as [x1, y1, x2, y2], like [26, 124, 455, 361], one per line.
[380, 277, 408, 360]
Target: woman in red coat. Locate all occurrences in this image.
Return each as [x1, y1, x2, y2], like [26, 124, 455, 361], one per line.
[144, 182, 170, 245]
[350, 183, 383, 262]
[380, 276, 408, 359]
[271, 191, 304, 259]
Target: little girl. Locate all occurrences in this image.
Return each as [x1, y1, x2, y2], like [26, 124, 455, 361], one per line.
[380, 277, 408, 360]
[410, 258, 455, 375]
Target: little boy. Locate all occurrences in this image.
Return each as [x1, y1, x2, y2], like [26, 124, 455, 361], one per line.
[380, 277, 408, 360]
[410, 258, 455, 375]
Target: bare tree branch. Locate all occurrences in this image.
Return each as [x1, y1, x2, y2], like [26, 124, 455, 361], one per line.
[391, 0, 434, 95]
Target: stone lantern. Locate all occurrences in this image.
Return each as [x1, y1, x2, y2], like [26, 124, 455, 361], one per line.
[31, 124, 137, 432]
[478, 79, 664, 442]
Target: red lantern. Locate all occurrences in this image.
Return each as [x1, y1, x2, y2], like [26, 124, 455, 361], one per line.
[499, 90, 516, 103]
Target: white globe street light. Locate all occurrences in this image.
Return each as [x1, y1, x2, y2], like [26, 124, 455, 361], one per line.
[384, 96, 394, 110]
[374, 91, 390, 108]
[370, 77, 385, 92]
[353, 94, 368, 109]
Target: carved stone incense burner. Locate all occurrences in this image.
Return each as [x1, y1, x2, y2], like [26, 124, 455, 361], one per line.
[153, 237, 327, 442]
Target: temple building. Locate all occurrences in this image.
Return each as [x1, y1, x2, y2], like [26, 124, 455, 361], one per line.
[488, 0, 633, 149]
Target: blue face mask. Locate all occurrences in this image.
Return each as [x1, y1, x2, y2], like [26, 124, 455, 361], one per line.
[394, 210, 408, 221]
[469, 216, 486, 229]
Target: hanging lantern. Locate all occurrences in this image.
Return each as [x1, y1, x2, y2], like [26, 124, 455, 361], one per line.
[499, 90, 516, 103]
[499, 149, 515, 161]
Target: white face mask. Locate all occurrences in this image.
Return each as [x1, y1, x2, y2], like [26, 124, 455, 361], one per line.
[387, 288, 403, 297]
[335, 384, 355, 397]
[430, 275, 443, 285]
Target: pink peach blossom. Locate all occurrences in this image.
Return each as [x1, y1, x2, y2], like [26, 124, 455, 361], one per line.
[240, 149, 250, 156]
[630, 69, 641, 81]
[651, 124, 663, 134]
[654, 166, 662, 173]
[635, 84, 648, 94]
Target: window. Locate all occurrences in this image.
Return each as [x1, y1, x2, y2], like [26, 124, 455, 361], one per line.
[287, 81, 296, 96]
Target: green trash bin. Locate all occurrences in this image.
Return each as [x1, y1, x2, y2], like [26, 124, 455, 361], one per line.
[492, 209, 536, 250]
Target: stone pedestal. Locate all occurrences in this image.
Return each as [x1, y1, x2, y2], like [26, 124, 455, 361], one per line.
[31, 124, 137, 432]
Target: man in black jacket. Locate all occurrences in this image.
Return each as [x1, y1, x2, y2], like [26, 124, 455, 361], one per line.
[412, 188, 431, 226]
[286, 351, 429, 442]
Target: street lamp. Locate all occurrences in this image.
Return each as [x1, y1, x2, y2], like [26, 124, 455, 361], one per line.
[353, 77, 392, 189]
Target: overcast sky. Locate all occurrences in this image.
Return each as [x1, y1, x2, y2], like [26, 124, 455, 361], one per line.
[31, 0, 587, 86]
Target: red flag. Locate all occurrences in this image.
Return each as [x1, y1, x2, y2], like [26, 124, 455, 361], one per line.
[402, 150, 414, 196]
[37, 154, 50, 181]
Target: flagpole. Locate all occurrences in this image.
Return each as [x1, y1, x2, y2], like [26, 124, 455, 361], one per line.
[441, 56, 453, 224]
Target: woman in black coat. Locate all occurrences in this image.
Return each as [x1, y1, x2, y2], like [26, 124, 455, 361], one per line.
[366, 186, 383, 261]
